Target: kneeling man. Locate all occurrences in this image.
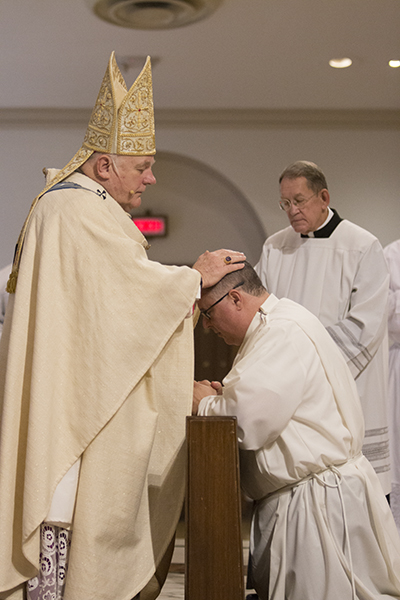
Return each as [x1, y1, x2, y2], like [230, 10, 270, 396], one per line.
[193, 262, 400, 600]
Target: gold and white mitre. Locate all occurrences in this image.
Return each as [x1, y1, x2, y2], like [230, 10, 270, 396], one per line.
[7, 52, 155, 293]
[47, 50, 155, 188]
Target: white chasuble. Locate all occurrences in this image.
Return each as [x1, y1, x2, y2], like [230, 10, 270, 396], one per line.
[0, 172, 200, 600]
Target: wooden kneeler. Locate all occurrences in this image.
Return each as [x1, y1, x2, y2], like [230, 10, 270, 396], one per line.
[185, 416, 245, 600]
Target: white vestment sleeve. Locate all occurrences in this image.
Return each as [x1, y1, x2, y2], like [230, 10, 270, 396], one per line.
[388, 288, 400, 344]
[198, 322, 309, 451]
[325, 239, 389, 379]
[384, 242, 400, 345]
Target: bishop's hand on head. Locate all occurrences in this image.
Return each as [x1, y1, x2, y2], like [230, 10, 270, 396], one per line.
[192, 249, 246, 288]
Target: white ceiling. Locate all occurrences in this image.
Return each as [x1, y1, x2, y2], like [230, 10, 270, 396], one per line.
[0, 0, 399, 111]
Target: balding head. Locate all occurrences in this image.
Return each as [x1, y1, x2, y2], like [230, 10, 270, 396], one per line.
[198, 262, 269, 346]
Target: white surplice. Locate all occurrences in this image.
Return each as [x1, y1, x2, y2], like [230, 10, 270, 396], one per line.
[198, 295, 400, 600]
[255, 214, 391, 493]
[384, 239, 400, 533]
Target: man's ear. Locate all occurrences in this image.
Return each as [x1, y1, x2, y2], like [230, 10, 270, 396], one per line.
[230, 289, 243, 309]
[321, 188, 330, 206]
[94, 155, 113, 181]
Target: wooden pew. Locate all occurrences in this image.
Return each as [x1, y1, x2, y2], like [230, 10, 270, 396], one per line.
[185, 416, 245, 600]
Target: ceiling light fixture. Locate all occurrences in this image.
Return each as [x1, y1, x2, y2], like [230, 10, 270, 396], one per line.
[388, 60, 400, 68]
[84, 0, 223, 30]
[329, 58, 352, 69]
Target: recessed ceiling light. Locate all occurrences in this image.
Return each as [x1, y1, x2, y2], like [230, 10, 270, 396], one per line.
[84, 0, 223, 30]
[329, 58, 353, 69]
[388, 60, 400, 68]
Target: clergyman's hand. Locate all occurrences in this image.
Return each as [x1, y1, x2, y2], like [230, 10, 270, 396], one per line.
[192, 250, 246, 288]
[193, 379, 220, 415]
[210, 381, 223, 394]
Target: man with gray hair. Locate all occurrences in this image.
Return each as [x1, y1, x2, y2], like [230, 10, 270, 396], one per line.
[255, 160, 391, 497]
[193, 263, 400, 600]
[0, 52, 245, 600]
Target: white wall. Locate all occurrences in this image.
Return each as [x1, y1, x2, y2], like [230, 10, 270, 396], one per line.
[0, 123, 87, 268]
[156, 123, 400, 248]
[0, 115, 399, 269]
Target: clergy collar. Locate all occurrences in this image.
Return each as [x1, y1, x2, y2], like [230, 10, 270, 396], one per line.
[301, 208, 342, 238]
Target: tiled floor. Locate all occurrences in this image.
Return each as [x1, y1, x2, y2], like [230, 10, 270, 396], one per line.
[159, 573, 184, 599]
[158, 538, 256, 599]
[158, 573, 256, 599]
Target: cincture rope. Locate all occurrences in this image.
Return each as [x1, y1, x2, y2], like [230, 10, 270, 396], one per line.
[312, 467, 357, 600]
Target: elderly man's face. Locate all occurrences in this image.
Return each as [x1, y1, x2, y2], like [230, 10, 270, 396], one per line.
[109, 155, 156, 212]
[280, 176, 329, 234]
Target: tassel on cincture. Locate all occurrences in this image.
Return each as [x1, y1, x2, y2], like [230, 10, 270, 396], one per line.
[6, 270, 17, 294]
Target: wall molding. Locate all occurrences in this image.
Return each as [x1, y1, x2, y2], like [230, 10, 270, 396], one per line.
[0, 108, 399, 129]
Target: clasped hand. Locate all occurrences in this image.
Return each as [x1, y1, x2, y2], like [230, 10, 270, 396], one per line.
[192, 379, 222, 414]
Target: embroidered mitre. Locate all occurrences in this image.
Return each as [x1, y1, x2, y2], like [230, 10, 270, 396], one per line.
[84, 51, 155, 156]
[6, 52, 156, 293]
[47, 51, 156, 189]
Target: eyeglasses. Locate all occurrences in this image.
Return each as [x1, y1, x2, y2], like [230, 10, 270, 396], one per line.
[279, 192, 318, 212]
[200, 281, 244, 320]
